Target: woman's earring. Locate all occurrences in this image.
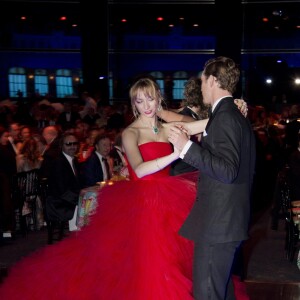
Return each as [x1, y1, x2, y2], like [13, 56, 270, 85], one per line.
[157, 103, 162, 112]
[133, 106, 139, 119]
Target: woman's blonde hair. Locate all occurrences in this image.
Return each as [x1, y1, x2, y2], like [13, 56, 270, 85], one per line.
[129, 77, 163, 119]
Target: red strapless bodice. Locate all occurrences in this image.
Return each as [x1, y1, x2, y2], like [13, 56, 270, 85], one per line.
[127, 142, 172, 180]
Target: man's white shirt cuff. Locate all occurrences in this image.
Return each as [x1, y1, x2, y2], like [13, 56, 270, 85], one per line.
[179, 140, 193, 159]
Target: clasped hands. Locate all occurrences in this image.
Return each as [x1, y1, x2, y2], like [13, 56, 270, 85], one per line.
[168, 98, 248, 153]
[168, 124, 189, 154]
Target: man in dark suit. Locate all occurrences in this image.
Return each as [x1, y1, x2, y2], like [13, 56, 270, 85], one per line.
[81, 134, 112, 187]
[40, 125, 61, 179]
[46, 133, 81, 224]
[7, 122, 21, 155]
[57, 100, 81, 131]
[169, 56, 256, 300]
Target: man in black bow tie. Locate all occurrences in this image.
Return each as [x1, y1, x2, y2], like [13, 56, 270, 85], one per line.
[81, 134, 112, 187]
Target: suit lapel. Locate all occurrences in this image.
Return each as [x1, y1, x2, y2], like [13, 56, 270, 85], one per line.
[62, 153, 79, 182]
[95, 153, 104, 179]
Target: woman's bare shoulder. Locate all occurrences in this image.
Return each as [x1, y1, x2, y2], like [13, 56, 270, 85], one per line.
[122, 122, 139, 139]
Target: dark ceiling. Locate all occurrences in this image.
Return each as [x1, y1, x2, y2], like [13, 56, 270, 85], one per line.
[0, 1, 299, 38]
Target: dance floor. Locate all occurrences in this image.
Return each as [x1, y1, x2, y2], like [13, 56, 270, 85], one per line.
[0, 202, 299, 299]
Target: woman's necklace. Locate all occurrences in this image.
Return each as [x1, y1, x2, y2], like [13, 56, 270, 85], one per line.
[140, 117, 160, 135]
[152, 124, 159, 135]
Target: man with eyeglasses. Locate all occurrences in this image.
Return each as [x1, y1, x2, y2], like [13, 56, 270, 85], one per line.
[45, 133, 82, 239]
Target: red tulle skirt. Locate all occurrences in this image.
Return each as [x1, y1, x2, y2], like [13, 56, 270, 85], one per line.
[0, 175, 197, 300]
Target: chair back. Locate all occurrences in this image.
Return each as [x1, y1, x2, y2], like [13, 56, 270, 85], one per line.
[278, 166, 292, 215]
[14, 169, 41, 203]
[13, 169, 42, 232]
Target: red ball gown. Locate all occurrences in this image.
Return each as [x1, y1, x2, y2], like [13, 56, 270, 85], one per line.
[0, 142, 248, 299]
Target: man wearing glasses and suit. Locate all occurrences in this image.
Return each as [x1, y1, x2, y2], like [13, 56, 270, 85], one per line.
[45, 133, 81, 238]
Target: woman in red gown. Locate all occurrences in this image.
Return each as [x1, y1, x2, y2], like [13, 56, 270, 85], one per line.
[0, 77, 248, 299]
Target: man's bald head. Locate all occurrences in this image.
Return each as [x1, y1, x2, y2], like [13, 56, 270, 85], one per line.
[42, 126, 58, 144]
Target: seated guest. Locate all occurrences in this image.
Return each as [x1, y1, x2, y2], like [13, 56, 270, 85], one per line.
[82, 107, 101, 126]
[45, 133, 81, 225]
[57, 100, 81, 131]
[106, 104, 126, 133]
[81, 134, 112, 187]
[16, 138, 43, 172]
[74, 119, 90, 143]
[288, 133, 300, 201]
[0, 127, 17, 240]
[15, 125, 32, 153]
[7, 122, 21, 155]
[32, 133, 47, 157]
[39, 125, 61, 179]
[77, 127, 101, 163]
[79, 91, 97, 119]
[109, 132, 128, 178]
[16, 137, 44, 230]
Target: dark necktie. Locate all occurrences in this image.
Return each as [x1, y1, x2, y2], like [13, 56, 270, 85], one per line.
[102, 157, 110, 180]
[72, 158, 78, 177]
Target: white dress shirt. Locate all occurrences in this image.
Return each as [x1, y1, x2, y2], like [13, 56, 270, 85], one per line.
[62, 152, 77, 176]
[95, 152, 109, 180]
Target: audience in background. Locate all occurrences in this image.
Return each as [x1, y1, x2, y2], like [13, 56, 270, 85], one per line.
[57, 100, 81, 131]
[7, 122, 21, 154]
[16, 138, 42, 172]
[81, 134, 112, 187]
[32, 133, 47, 157]
[77, 127, 101, 163]
[74, 119, 89, 143]
[109, 132, 128, 179]
[0, 91, 299, 248]
[40, 125, 61, 179]
[0, 126, 17, 240]
[284, 104, 300, 158]
[15, 125, 32, 153]
[82, 107, 101, 126]
[288, 133, 300, 201]
[16, 137, 44, 229]
[79, 91, 97, 119]
[45, 133, 81, 229]
[106, 103, 126, 134]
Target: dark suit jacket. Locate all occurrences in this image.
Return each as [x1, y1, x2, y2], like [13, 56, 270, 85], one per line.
[107, 112, 125, 130]
[0, 144, 17, 230]
[57, 111, 81, 130]
[46, 153, 81, 222]
[40, 137, 61, 179]
[179, 97, 256, 243]
[81, 152, 105, 187]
